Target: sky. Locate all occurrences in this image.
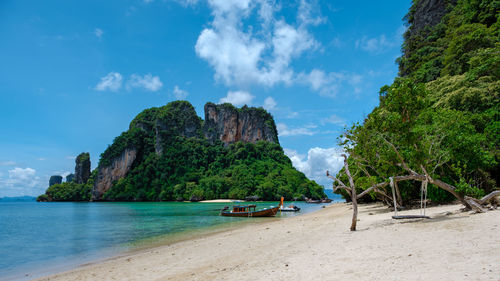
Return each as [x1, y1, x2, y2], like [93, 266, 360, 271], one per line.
[0, 0, 411, 197]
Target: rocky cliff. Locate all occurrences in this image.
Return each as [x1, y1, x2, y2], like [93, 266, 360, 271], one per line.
[203, 103, 278, 145]
[49, 175, 62, 187]
[92, 148, 137, 200]
[74, 152, 91, 184]
[65, 173, 74, 183]
[91, 101, 280, 200]
[407, 0, 455, 37]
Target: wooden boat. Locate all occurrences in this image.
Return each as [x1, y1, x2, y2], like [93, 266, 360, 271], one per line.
[278, 197, 300, 212]
[280, 205, 300, 212]
[220, 204, 280, 217]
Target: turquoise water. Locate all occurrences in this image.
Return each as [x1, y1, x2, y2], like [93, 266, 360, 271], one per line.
[0, 199, 340, 280]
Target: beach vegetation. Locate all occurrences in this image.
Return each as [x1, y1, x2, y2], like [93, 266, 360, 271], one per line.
[332, 0, 499, 208]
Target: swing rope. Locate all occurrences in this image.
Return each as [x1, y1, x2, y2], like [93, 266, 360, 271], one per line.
[420, 180, 428, 216]
[391, 177, 430, 220]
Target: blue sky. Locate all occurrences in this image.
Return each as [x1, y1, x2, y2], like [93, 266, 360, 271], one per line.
[0, 0, 411, 197]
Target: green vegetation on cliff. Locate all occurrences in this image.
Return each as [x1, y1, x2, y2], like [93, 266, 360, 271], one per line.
[104, 139, 323, 201]
[336, 0, 499, 204]
[39, 101, 325, 202]
[37, 170, 96, 201]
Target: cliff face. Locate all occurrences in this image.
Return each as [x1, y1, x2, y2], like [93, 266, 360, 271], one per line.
[92, 148, 137, 200]
[130, 101, 202, 155]
[203, 103, 278, 145]
[66, 174, 74, 183]
[91, 101, 280, 200]
[153, 103, 201, 155]
[49, 175, 62, 186]
[407, 0, 457, 37]
[74, 152, 91, 184]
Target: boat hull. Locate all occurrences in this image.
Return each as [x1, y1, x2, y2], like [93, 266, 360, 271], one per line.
[280, 208, 300, 212]
[221, 206, 279, 217]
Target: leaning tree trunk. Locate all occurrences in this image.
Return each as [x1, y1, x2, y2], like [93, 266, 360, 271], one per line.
[341, 154, 358, 231]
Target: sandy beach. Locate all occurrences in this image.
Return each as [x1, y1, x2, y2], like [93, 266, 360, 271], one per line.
[37, 203, 500, 281]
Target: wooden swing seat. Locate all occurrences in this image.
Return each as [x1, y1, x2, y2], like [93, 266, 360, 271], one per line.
[392, 215, 430, 219]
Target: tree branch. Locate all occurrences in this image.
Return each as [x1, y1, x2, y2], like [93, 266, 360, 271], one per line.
[356, 182, 389, 199]
[479, 190, 500, 204]
[326, 171, 351, 192]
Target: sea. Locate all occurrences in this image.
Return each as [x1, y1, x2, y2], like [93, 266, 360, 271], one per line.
[0, 191, 342, 280]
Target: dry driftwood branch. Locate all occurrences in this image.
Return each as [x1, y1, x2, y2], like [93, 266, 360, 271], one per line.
[479, 190, 500, 204]
[464, 196, 488, 213]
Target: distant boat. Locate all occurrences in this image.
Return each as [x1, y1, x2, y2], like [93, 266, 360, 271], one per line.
[220, 204, 279, 217]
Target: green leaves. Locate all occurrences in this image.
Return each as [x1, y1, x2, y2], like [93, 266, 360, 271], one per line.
[101, 139, 324, 202]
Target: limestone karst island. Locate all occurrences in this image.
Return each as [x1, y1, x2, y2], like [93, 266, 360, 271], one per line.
[0, 0, 498, 280]
[38, 101, 325, 202]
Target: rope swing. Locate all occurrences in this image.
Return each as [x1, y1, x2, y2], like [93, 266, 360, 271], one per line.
[391, 177, 430, 220]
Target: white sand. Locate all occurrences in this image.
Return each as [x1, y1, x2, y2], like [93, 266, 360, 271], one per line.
[37, 203, 500, 281]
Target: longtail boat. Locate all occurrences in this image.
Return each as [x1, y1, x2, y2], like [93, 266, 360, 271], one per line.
[278, 197, 300, 212]
[220, 204, 279, 217]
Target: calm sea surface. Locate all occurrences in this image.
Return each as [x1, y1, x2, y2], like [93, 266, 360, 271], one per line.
[0, 195, 341, 280]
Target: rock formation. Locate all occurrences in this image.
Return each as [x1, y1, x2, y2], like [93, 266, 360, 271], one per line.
[203, 103, 278, 145]
[91, 101, 279, 200]
[49, 175, 63, 186]
[92, 148, 137, 200]
[153, 102, 201, 155]
[74, 152, 91, 184]
[407, 0, 456, 38]
[66, 174, 74, 183]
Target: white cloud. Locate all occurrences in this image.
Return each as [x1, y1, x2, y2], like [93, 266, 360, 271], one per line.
[54, 171, 71, 181]
[66, 156, 76, 160]
[355, 26, 404, 54]
[195, 0, 320, 88]
[299, 69, 363, 97]
[173, 85, 189, 100]
[94, 28, 103, 38]
[37, 158, 46, 161]
[321, 114, 345, 126]
[219, 90, 254, 106]
[127, 74, 163, 92]
[355, 34, 394, 53]
[2, 168, 40, 189]
[297, 0, 326, 26]
[173, 0, 199, 7]
[286, 111, 299, 119]
[0, 167, 44, 197]
[95, 72, 123, 92]
[95, 73, 163, 92]
[284, 147, 344, 187]
[277, 123, 317, 137]
[263, 96, 277, 110]
[8, 167, 36, 181]
[0, 161, 16, 166]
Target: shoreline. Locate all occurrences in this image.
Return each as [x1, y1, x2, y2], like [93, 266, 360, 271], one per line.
[198, 199, 246, 203]
[2, 200, 329, 281]
[35, 202, 500, 280]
